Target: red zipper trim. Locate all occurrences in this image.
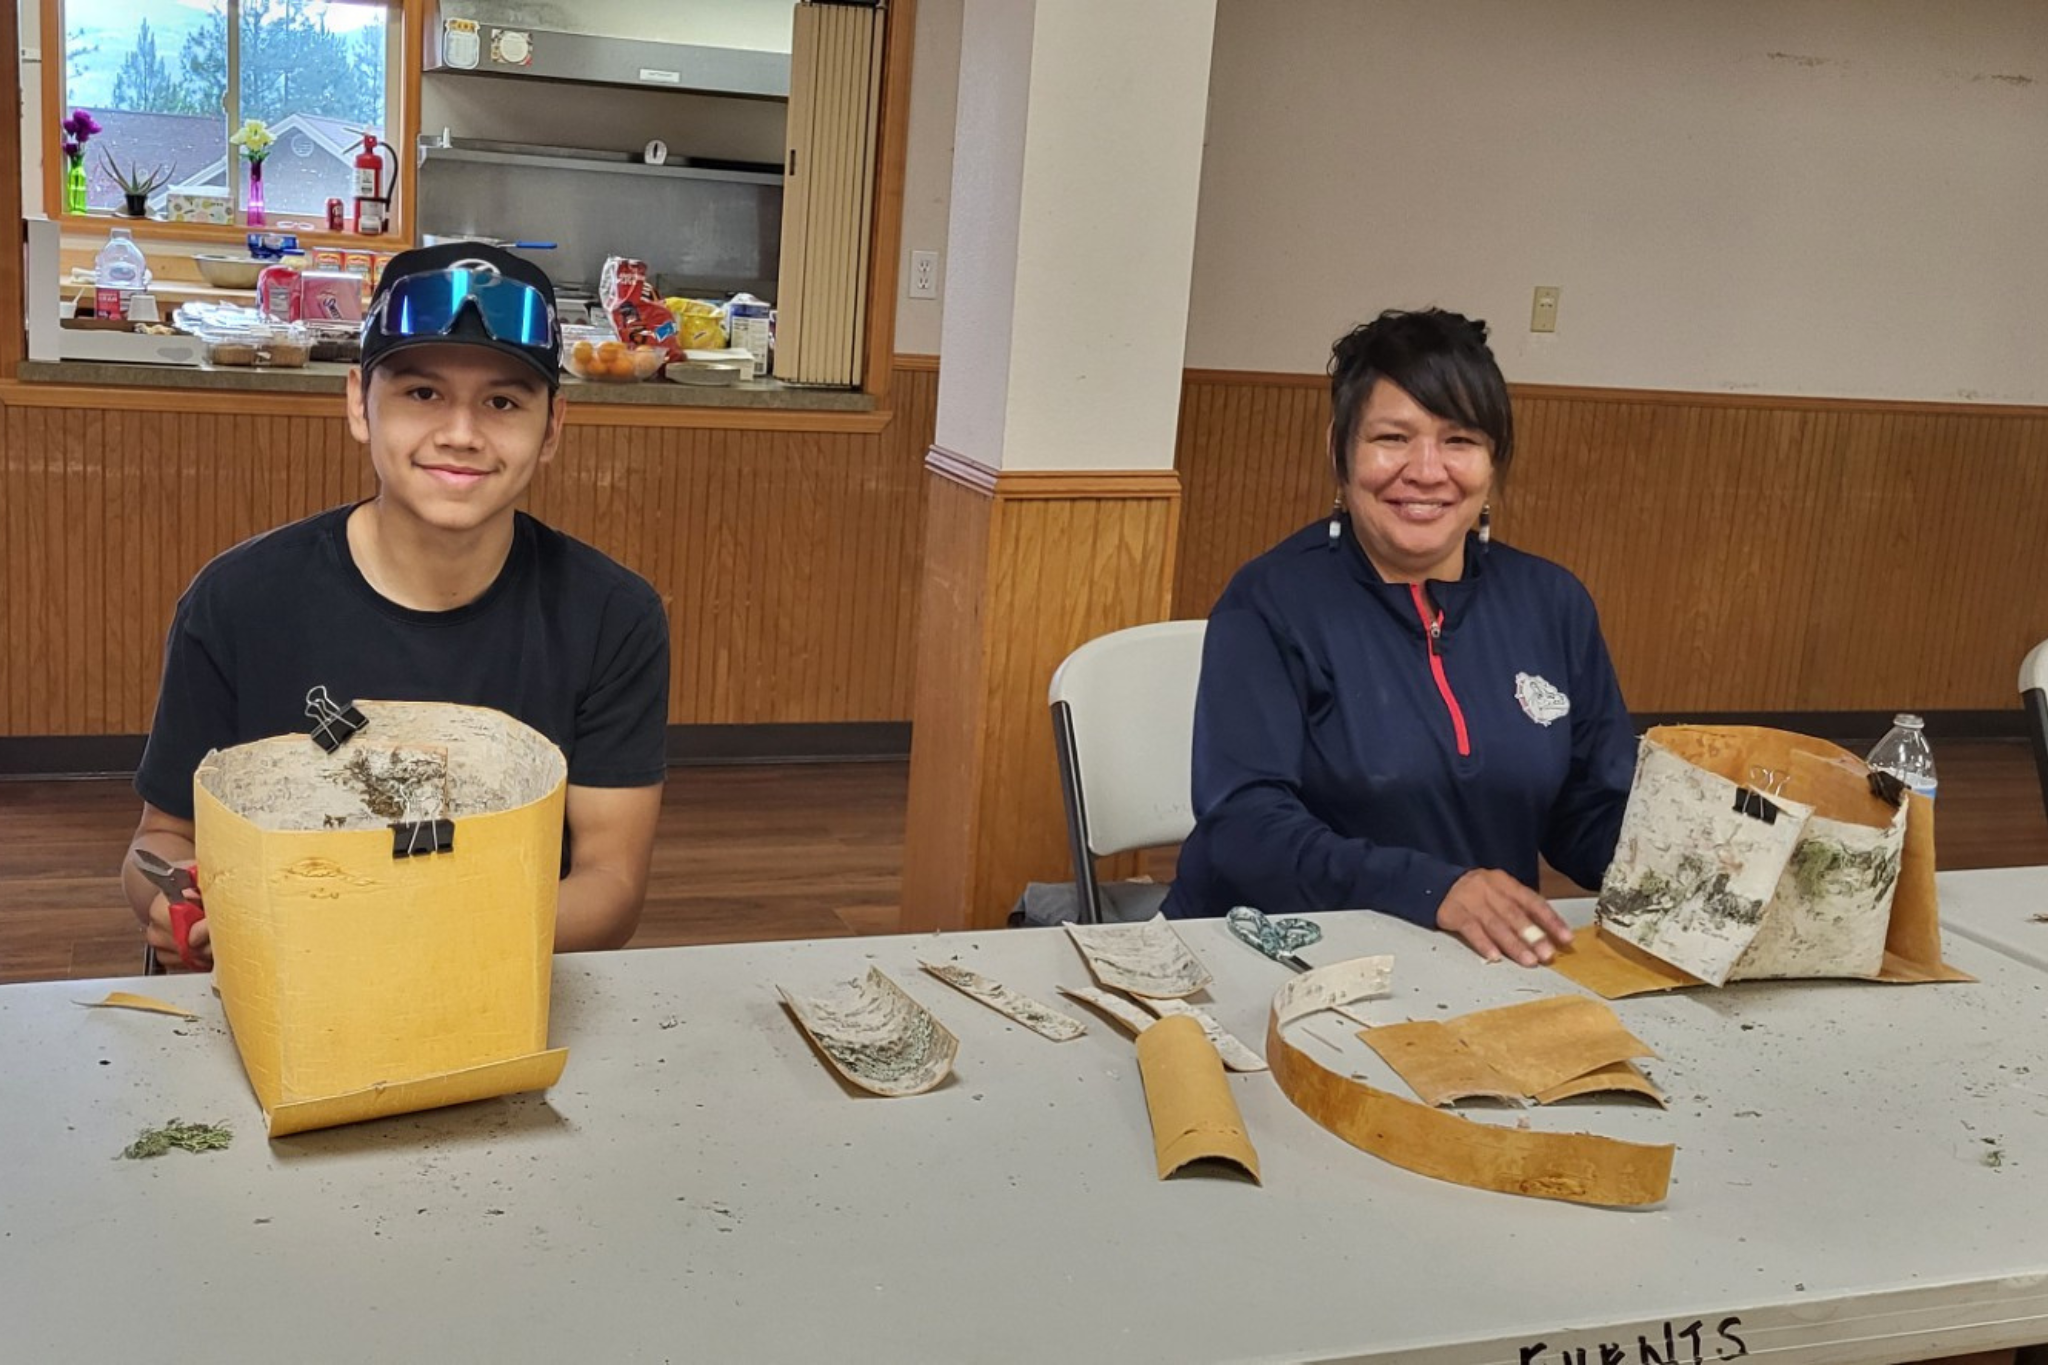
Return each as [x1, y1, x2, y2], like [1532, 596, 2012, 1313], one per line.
[1409, 583, 1471, 757]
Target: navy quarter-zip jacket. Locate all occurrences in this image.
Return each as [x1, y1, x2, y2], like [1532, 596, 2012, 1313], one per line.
[1163, 517, 1637, 926]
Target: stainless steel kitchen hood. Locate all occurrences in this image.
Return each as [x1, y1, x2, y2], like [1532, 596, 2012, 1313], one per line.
[425, 23, 790, 100]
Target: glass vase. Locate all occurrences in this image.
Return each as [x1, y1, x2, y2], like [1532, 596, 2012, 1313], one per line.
[246, 159, 266, 227]
[64, 158, 88, 215]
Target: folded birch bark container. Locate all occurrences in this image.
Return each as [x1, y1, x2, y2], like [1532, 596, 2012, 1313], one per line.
[192, 701, 571, 1137]
[1556, 725, 1969, 997]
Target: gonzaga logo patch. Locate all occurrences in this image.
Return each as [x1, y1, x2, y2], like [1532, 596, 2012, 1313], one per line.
[1514, 672, 1570, 726]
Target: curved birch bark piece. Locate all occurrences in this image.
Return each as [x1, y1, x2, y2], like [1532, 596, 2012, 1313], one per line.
[1267, 960, 1674, 1208]
[919, 961, 1086, 1041]
[779, 967, 958, 1097]
[1137, 1015, 1260, 1182]
[1138, 997, 1267, 1073]
[76, 992, 199, 1020]
[1058, 984, 1157, 1036]
[1063, 915, 1213, 998]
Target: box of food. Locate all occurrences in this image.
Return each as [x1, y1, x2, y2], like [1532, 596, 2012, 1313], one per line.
[56, 317, 203, 366]
[166, 187, 231, 225]
[300, 270, 364, 323]
[193, 321, 312, 368]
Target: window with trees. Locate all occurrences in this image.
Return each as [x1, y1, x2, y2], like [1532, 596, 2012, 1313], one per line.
[52, 0, 398, 225]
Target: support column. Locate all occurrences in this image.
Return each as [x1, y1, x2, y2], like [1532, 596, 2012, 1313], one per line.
[902, 0, 1217, 931]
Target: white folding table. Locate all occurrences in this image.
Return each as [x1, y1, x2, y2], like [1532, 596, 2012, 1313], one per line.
[4, 885, 2046, 1363]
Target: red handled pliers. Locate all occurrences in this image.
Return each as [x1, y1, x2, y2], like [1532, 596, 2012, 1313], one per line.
[134, 850, 207, 973]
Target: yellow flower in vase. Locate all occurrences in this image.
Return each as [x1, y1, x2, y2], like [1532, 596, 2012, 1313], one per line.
[228, 118, 277, 163]
[229, 119, 277, 224]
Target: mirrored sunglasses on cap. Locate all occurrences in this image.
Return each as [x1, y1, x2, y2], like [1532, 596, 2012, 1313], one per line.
[366, 260, 557, 349]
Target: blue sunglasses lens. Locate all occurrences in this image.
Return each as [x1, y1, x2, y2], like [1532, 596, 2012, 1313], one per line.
[381, 269, 555, 348]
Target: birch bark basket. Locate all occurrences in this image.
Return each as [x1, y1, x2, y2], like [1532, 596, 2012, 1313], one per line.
[193, 701, 570, 1137]
[1596, 728, 1909, 986]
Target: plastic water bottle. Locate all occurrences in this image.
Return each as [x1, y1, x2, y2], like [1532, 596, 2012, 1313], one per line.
[92, 228, 150, 320]
[1866, 713, 1937, 801]
[94, 227, 149, 289]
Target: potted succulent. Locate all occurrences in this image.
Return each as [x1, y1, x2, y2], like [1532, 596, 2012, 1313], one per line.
[101, 152, 175, 218]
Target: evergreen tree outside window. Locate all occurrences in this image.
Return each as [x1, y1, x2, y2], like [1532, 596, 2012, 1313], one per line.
[54, 0, 394, 222]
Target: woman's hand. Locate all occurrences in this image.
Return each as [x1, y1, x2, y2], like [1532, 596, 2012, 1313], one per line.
[1435, 869, 1573, 966]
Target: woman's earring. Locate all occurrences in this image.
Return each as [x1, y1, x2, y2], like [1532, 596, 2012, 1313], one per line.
[1478, 502, 1493, 545]
[1327, 496, 1343, 544]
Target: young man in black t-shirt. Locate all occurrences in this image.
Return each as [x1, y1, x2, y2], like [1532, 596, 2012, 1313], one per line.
[124, 243, 669, 967]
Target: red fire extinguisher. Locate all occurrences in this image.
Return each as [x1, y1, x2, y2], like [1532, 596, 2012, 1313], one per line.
[350, 134, 398, 236]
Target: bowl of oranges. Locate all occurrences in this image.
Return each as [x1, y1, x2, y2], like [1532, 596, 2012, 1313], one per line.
[566, 339, 665, 383]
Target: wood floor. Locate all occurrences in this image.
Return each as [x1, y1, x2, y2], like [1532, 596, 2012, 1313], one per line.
[4, 741, 2045, 986]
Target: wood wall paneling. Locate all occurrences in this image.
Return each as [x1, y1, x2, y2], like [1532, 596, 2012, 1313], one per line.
[0, 366, 939, 737]
[1169, 372, 2048, 713]
[3, 362, 2044, 742]
[898, 466, 994, 933]
[901, 453, 1182, 932]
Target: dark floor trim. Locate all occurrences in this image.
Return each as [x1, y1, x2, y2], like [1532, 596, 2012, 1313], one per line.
[665, 723, 911, 766]
[0, 712, 2016, 780]
[0, 735, 149, 779]
[0, 723, 915, 780]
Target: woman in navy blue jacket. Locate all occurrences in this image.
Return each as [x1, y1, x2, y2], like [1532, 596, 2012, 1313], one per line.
[1163, 309, 1637, 967]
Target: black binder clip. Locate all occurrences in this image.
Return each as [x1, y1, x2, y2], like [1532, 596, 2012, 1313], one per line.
[1732, 787, 1780, 824]
[1867, 769, 1906, 808]
[306, 686, 368, 753]
[391, 819, 456, 858]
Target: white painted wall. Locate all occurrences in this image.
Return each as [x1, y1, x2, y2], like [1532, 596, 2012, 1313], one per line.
[899, 0, 2048, 403]
[894, 0, 959, 356]
[17, 0, 43, 217]
[1185, 0, 2048, 402]
[933, 0, 1214, 471]
[995, 0, 1213, 469]
[927, 0, 1031, 465]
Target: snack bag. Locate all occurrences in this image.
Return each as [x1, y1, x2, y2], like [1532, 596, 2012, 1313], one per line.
[665, 296, 728, 351]
[600, 257, 682, 360]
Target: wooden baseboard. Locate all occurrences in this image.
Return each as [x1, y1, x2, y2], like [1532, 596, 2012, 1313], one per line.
[1632, 710, 2027, 747]
[0, 723, 915, 780]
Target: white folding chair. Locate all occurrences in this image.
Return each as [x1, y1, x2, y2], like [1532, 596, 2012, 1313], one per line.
[2023, 640, 2048, 823]
[1047, 620, 1207, 924]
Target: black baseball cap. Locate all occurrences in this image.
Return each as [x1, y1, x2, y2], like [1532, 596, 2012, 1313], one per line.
[360, 241, 561, 390]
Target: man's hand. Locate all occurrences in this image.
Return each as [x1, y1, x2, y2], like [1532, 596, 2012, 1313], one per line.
[1435, 869, 1573, 966]
[143, 879, 212, 971]
[126, 803, 208, 971]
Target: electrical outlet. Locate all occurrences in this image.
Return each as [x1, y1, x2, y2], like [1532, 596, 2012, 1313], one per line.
[909, 250, 939, 301]
[1530, 285, 1561, 333]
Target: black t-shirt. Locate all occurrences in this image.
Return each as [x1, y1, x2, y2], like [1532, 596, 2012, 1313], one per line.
[136, 505, 670, 821]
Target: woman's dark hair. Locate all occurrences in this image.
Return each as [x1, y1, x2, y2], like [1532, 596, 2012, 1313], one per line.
[1327, 308, 1514, 482]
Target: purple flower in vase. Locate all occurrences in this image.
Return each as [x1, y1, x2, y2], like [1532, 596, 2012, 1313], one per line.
[62, 139, 81, 161]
